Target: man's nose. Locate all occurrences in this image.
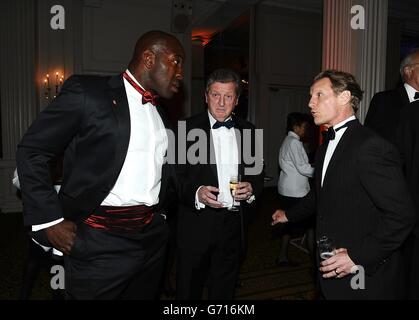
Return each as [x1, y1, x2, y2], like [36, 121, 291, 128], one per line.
[308, 98, 315, 109]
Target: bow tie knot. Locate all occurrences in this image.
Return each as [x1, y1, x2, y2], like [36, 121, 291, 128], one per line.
[141, 90, 157, 106]
[322, 119, 357, 143]
[212, 119, 235, 129]
[414, 91, 419, 100]
[323, 127, 336, 141]
[123, 71, 158, 106]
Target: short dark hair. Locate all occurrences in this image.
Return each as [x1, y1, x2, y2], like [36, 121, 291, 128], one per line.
[286, 112, 310, 133]
[206, 68, 242, 97]
[314, 70, 363, 113]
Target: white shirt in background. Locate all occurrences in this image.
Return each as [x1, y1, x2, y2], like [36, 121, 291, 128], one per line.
[278, 131, 314, 198]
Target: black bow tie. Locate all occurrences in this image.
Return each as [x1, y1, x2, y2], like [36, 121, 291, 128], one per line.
[323, 120, 356, 142]
[212, 119, 235, 129]
[414, 92, 419, 100]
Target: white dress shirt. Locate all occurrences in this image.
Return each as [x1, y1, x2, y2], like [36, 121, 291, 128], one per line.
[278, 131, 314, 197]
[102, 69, 168, 206]
[404, 83, 419, 103]
[195, 111, 239, 209]
[30, 70, 168, 253]
[321, 115, 356, 186]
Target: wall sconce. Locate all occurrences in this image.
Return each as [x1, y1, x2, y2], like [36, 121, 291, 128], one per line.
[44, 72, 64, 100]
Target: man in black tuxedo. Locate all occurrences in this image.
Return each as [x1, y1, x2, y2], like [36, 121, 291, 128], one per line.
[16, 30, 184, 299]
[272, 70, 415, 299]
[396, 100, 419, 299]
[176, 68, 264, 300]
[364, 48, 419, 145]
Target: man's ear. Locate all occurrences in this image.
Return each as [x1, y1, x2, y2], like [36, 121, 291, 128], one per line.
[339, 90, 351, 106]
[143, 50, 155, 70]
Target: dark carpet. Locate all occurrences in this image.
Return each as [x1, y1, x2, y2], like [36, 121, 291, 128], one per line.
[0, 187, 317, 300]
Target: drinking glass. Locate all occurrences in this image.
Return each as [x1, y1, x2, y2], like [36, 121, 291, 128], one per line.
[318, 236, 336, 260]
[228, 174, 241, 211]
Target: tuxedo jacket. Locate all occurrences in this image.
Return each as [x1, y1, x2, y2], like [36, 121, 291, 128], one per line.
[364, 85, 410, 146]
[176, 112, 264, 252]
[16, 74, 176, 227]
[288, 120, 415, 299]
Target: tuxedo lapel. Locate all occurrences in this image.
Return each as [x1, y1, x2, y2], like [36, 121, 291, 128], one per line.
[316, 142, 327, 191]
[232, 116, 244, 176]
[321, 121, 360, 189]
[398, 85, 410, 107]
[106, 74, 130, 171]
[196, 113, 218, 180]
[155, 105, 172, 129]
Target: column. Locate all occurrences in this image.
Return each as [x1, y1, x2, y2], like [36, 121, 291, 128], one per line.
[322, 0, 388, 122]
[0, 0, 37, 212]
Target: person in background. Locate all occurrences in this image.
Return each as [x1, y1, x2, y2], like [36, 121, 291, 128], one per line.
[16, 30, 184, 299]
[396, 99, 419, 299]
[364, 48, 419, 146]
[275, 112, 315, 267]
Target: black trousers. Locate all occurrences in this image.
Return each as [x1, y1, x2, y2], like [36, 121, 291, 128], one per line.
[176, 211, 241, 300]
[64, 213, 169, 299]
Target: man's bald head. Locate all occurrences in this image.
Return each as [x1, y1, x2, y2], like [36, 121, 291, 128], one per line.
[127, 30, 185, 99]
[128, 30, 182, 70]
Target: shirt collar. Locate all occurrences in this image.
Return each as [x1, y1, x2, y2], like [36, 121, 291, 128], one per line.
[125, 69, 146, 91]
[332, 115, 356, 131]
[288, 131, 300, 140]
[404, 83, 419, 103]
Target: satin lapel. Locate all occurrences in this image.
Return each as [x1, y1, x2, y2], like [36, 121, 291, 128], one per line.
[106, 74, 130, 171]
[155, 105, 171, 129]
[233, 116, 244, 177]
[316, 142, 327, 191]
[197, 113, 218, 179]
[398, 85, 410, 107]
[321, 121, 359, 189]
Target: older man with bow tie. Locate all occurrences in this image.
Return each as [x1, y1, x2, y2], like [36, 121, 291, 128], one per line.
[176, 68, 264, 300]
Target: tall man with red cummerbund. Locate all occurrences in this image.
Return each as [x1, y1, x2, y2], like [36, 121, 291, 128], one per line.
[16, 30, 184, 299]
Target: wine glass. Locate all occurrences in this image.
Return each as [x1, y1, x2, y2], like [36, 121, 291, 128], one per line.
[228, 174, 241, 211]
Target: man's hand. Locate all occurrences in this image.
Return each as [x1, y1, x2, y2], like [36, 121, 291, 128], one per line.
[233, 182, 253, 201]
[45, 219, 77, 255]
[319, 248, 356, 278]
[271, 209, 288, 225]
[198, 186, 223, 209]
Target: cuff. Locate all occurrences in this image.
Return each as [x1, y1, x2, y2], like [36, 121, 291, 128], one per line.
[246, 194, 256, 204]
[32, 217, 64, 232]
[195, 186, 206, 210]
